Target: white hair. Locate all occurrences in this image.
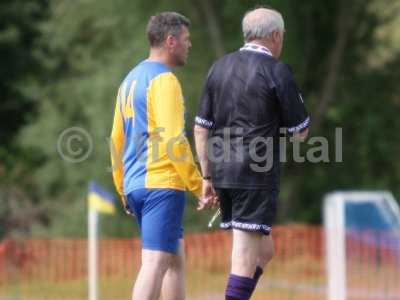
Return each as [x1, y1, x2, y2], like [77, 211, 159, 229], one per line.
[242, 8, 285, 42]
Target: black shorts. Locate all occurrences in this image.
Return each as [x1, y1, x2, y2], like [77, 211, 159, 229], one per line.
[215, 188, 278, 235]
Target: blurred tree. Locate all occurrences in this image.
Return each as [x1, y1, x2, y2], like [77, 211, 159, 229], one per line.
[0, 0, 48, 153]
[280, 0, 400, 222]
[0, 0, 49, 238]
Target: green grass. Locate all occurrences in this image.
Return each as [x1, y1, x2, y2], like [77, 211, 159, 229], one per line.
[1, 269, 326, 300]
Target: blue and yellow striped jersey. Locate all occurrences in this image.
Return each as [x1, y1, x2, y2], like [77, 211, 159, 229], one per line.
[110, 60, 202, 206]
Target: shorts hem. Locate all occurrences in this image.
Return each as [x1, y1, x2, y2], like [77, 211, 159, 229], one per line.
[220, 221, 272, 235]
[142, 243, 178, 254]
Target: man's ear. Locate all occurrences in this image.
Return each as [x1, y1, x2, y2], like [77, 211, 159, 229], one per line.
[271, 30, 280, 43]
[165, 34, 176, 49]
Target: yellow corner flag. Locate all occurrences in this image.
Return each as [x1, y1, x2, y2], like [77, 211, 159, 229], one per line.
[88, 181, 116, 214]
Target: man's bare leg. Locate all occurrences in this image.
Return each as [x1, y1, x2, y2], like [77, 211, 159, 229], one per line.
[258, 234, 274, 268]
[231, 229, 262, 277]
[227, 230, 274, 299]
[252, 234, 274, 285]
[132, 249, 172, 300]
[161, 239, 186, 300]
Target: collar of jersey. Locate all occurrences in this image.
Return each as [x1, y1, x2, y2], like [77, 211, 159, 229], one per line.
[240, 43, 272, 56]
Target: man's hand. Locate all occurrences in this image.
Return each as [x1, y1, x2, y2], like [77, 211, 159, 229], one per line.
[197, 179, 219, 210]
[121, 195, 135, 216]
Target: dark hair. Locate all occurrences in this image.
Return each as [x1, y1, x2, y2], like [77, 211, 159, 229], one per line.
[146, 12, 190, 47]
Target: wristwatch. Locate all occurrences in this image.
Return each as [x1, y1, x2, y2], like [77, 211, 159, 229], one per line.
[202, 175, 211, 180]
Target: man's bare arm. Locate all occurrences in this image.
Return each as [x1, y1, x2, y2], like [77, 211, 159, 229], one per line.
[194, 125, 211, 176]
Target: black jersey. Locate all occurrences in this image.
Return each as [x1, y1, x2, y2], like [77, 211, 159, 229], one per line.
[195, 43, 310, 190]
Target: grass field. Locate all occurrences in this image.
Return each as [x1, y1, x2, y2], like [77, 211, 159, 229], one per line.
[3, 265, 399, 300]
[1, 270, 326, 300]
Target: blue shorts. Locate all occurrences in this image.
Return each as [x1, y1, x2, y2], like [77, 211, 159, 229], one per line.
[126, 188, 186, 254]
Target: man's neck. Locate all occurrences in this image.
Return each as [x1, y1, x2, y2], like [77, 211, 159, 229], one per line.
[148, 47, 172, 68]
[246, 39, 275, 57]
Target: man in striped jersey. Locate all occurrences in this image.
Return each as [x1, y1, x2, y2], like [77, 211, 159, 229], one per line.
[110, 12, 214, 300]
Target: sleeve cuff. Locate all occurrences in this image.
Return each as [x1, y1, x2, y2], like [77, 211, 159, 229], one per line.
[195, 116, 214, 129]
[287, 116, 310, 133]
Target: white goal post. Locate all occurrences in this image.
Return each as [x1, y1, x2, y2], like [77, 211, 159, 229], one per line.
[323, 191, 400, 300]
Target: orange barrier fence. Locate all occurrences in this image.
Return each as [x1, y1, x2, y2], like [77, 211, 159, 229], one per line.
[0, 225, 399, 300]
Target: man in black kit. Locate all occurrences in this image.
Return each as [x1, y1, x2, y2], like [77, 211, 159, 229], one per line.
[194, 7, 310, 300]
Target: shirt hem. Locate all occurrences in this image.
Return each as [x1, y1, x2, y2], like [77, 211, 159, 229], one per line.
[124, 184, 186, 195]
